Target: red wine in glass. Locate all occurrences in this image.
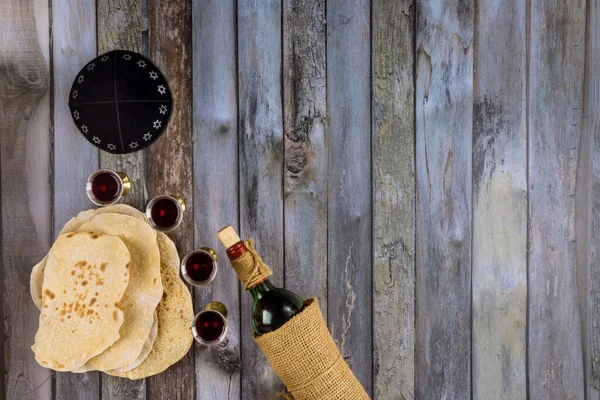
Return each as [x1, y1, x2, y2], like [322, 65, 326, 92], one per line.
[145, 195, 185, 232]
[86, 169, 130, 206]
[192, 302, 228, 346]
[181, 248, 218, 286]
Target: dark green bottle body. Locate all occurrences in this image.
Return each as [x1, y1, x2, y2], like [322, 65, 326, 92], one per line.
[250, 279, 303, 335]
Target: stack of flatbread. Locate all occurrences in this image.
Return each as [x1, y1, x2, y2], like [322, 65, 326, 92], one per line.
[30, 204, 193, 379]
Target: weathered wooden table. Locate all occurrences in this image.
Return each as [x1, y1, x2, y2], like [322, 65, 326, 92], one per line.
[1, 0, 598, 399]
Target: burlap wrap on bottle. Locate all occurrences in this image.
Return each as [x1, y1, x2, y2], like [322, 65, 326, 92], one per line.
[231, 240, 369, 400]
[254, 299, 369, 400]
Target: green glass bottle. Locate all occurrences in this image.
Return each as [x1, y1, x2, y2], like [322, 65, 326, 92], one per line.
[249, 279, 303, 334]
[218, 226, 303, 335]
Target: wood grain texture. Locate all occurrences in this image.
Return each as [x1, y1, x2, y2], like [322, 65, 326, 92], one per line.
[579, 1, 600, 397]
[415, 0, 473, 398]
[98, 0, 146, 211]
[96, 1, 147, 398]
[372, 0, 414, 398]
[528, 0, 586, 398]
[471, 0, 527, 398]
[146, 1, 195, 398]
[52, 0, 100, 398]
[237, 0, 285, 398]
[192, 1, 241, 399]
[326, 0, 372, 395]
[0, 0, 52, 398]
[282, 0, 327, 310]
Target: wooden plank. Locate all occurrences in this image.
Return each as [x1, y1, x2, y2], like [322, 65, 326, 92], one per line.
[282, 0, 327, 313]
[0, 0, 52, 398]
[579, 1, 600, 398]
[97, 0, 146, 210]
[371, 0, 414, 399]
[146, 0, 195, 398]
[414, 0, 473, 398]
[52, 0, 100, 398]
[528, 0, 586, 398]
[96, 1, 147, 399]
[192, 1, 241, 399]
[471, 0, 527, 399]
[237, 0, 284, 398]
[326, 0, 372, 395]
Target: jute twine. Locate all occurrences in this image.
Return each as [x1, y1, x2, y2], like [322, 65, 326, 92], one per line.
[229, 240, 273, 290]
[255, 299, 370, 400]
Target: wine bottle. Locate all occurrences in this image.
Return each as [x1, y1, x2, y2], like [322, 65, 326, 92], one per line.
[217, 226, 303, 335]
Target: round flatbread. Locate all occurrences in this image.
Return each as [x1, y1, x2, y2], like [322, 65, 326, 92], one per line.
[31, 205, 193, 377]
[32, 232, 130, 371]
[107, 231, 193, 379]
[76, 213, 162, 371]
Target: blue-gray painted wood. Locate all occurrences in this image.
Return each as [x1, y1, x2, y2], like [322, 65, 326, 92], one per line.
[193, 1, 241, 399]
[415, 0, 473, 398]
[326, 0, 373, 395]
[237, 1, 285, 398]
[52, 0, 100, 398]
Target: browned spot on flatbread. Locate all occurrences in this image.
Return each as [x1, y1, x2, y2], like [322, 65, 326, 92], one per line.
[90, 233, 99, 239]
[43, 289, 55, 300]
[41, 361, 48, 366]
[57, 363, 65, 369]
[97, 279, 104, 286]
[153, 278, 157, 284]
[60, 310, 66, 316]
[113, 310, 119, 321]
[75, 261, 86, 268]
[87, 309, 94, 315]
[70, 270, 76, 276]
[66, 233, 74, 238]
[100, 263, 107, 272]
[81, 280, 88, 286]
[89, 298, 97, 307]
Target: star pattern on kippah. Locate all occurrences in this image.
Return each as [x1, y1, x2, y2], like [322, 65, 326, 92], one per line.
[70, 51, 173, 154]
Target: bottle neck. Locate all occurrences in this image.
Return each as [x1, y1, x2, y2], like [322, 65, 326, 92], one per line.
[249, 278, 274, 300]
[226, 241, 248, 260]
